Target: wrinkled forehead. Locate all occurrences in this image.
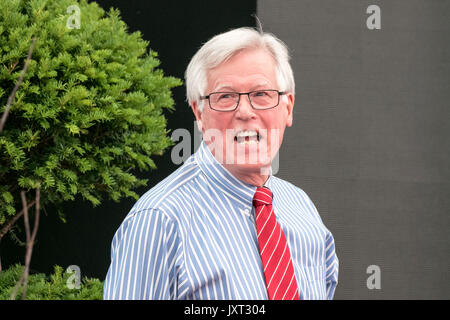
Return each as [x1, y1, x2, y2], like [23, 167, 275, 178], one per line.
[205, 48, 278, 91]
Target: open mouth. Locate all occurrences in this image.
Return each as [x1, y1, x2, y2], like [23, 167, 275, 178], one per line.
[234, 130, 261, 144]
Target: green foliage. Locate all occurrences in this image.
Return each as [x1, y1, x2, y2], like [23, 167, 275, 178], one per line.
[0, 0, 182, 224]
[0, 264, 103, 300]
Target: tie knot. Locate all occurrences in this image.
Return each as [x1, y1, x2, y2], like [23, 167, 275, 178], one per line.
[253, 187, 273, 207]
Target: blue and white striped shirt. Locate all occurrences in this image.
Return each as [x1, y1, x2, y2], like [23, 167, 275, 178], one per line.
[103, 141, 338, 300]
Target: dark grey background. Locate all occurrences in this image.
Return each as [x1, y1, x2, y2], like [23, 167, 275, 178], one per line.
[259, 0, 450, 299]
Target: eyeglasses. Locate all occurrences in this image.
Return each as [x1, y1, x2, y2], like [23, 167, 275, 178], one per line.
[200, 90, 286, 112]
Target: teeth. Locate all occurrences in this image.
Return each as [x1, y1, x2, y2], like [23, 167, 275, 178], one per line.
[235, 130, 260, 144]
[236, 130, 258, 138]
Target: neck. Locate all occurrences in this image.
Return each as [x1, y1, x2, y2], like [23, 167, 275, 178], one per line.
[223, 164, 270, 187]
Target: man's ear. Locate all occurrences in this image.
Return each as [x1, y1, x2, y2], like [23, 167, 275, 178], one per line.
[190, 101, 203, 132]
[285, 93, 295, 127]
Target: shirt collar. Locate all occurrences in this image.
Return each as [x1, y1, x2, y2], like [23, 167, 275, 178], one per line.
[195, 141, 274, 206]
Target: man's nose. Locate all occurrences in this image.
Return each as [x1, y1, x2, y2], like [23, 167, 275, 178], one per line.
[235, 94, 256, 119]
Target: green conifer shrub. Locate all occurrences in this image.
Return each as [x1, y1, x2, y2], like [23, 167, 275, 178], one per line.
[0, 0, 181, 227]
[0, 264, 103, 299]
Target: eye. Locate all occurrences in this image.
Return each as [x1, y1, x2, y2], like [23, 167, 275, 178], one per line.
[217, 93, 236, 100]
[221, 93, 234, 98]
[253, 90, 272, 98]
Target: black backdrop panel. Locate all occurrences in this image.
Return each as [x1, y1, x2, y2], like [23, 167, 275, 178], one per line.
[1, 0, 256, 281]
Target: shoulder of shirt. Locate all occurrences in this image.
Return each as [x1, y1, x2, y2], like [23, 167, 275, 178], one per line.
[270, 175, 311, 199]
[270, 175, 325, 224]
[122, 155, 200, 223]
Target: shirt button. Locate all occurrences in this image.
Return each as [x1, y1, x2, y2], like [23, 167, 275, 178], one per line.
[240, 208, 251, 217]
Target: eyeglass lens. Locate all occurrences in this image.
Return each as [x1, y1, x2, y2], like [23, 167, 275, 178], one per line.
[209, 90, 279, 110]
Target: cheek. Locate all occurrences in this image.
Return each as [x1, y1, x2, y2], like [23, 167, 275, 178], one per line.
[263, 117, 288, 144]
[263, 113, 286, 131]
[201, 111, 216, 130]
[202, 113, 234, 138]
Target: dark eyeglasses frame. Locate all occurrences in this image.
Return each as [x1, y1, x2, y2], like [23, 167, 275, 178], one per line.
[199, 90, 287, 112]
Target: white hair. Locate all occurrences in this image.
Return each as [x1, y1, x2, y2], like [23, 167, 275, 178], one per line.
[185, 27, 295, 112]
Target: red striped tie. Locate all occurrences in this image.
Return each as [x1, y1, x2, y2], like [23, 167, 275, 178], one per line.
[253, 187, 300, 300]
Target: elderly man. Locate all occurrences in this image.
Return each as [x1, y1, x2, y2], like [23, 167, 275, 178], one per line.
[103, 27, 338, 300]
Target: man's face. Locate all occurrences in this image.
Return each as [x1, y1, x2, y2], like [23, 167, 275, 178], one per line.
[191, 48, 294, 176]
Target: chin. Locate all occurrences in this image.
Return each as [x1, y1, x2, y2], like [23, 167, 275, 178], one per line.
[230, 151, 273, 171]
[224, 162, 267, 174]
[211, 139, 275, 169]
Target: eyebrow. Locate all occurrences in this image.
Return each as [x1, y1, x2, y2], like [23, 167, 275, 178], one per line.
[213, 83, 272, 92]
